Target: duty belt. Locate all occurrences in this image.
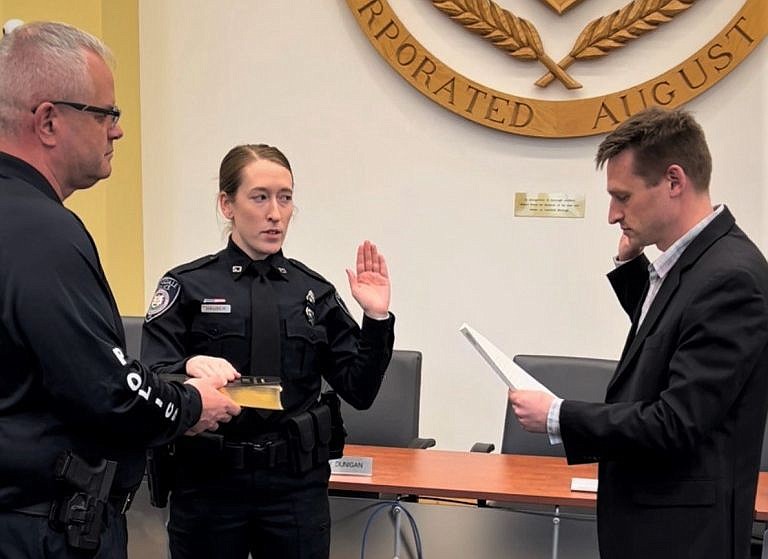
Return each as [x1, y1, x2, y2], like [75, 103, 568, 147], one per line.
[10, 490, 135, 517]
[176, 433, 290, 470]
[222, 439, 289, 470]
[175, 401, 337, 474]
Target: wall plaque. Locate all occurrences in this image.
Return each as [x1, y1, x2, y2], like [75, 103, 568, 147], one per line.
[514, 193, 586, 217]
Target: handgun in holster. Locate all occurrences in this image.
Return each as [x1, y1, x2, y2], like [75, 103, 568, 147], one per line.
[146, 444, 175, 508]
[49, 451, 117, 552]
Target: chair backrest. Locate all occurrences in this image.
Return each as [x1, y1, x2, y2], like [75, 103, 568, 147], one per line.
[501, 354, 617, 457]
[121, 316, 144, 360]
[340, 349, 427, 447]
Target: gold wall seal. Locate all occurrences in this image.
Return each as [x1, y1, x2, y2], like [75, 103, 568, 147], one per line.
[347, 0, 767, 138]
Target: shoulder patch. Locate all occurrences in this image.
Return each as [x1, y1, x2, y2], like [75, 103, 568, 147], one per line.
[334, 291, 355, 321]
[146, 276, 181, 322]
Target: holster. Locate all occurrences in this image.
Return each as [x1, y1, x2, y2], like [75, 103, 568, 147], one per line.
[48, 451, 117, 552]
[309, 405, 332, 464]
[320, 391, 346, 459]
[146, 445, 176, 508]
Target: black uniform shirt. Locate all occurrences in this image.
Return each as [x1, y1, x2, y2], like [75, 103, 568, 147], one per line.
[0, 152, 202, 507]
[142, 239, 395, 438]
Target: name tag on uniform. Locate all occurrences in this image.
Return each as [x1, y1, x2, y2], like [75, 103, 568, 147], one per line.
[329, 456, 373, 476]
[201, 304, 231, 313]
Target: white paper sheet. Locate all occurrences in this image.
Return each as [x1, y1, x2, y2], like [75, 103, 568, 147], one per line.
[460, 323, 555, 395]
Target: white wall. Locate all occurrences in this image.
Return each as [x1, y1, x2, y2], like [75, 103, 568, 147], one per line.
[140, 1, 768, 451]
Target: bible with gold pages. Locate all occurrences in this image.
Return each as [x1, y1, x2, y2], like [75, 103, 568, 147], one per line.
[165, 375, 283, 410]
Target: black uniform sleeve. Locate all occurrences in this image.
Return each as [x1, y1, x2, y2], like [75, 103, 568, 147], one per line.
[7, 222, 201, 445]
[319, 291, 395, 410]
[140, 273, 193, 375]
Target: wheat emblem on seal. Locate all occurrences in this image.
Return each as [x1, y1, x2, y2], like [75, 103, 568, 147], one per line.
[432, 0, 698, 90]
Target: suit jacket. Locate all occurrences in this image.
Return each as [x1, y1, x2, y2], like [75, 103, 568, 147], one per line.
[561, 207, 768, 559]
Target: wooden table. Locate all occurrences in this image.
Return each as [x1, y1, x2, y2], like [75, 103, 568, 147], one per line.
[329, 445, 600, 559]
[332, 444, 768, 517]
[330, 444, 598, 508]
[330, 447, 768, 558]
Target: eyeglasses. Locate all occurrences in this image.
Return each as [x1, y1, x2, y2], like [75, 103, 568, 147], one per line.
[32, 101, 121, 128]
[52, 101, 121, 128]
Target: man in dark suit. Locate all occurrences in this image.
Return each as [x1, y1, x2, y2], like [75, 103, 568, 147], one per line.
[509, 107, 768, 559]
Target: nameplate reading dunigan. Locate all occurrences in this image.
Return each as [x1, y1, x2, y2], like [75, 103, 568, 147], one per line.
[329, 456, 373, 476]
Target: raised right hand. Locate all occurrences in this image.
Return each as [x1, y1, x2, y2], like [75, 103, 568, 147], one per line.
[183, 376, 241, 435]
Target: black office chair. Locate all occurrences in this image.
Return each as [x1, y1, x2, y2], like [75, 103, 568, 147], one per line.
[339, 349, 435, 449]
[121, 315, 144, 360]
[332, 350, 434, 503]
[501, 354, 617, 457]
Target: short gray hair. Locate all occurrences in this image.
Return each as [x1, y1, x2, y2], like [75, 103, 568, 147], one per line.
[0, 21, 113, 135]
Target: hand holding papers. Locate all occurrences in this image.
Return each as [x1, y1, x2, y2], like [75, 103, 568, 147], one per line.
[459, 323, 555, 395]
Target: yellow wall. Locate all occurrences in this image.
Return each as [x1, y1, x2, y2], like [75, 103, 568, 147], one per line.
[0, 0, 145, 315]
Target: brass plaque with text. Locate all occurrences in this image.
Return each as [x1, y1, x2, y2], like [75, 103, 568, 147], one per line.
[514, 193, 586, 218]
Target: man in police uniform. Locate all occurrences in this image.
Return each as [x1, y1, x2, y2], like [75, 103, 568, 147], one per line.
[0, 21, 241, 558]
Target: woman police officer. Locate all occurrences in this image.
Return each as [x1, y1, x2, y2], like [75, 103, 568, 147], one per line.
[141, 144, 395, 559]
